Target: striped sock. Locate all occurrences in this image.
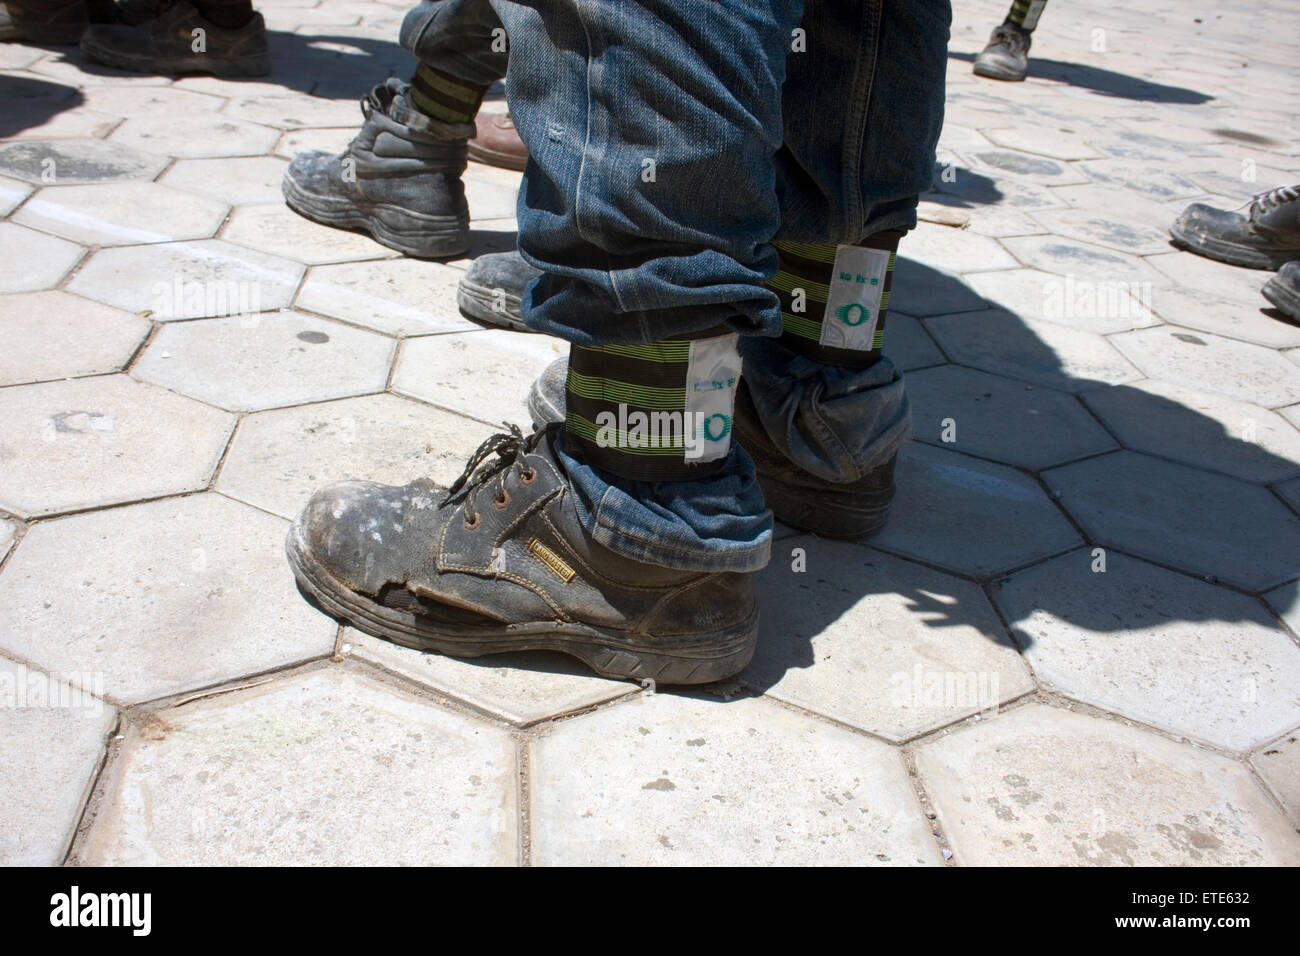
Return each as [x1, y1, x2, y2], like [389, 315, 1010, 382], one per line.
[1004, 0, 1047, 32]
[408, 63, 490, 124]
[768, 232, 902, 368]
[564, 334, 743, 481]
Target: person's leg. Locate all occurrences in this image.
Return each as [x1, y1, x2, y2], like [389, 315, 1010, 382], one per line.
[973, 0, 1044, 81]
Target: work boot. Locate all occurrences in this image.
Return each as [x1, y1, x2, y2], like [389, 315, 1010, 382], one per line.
[973, 23, 1031, 81]
[282, 79, 475, 259]
[286, 424, 758, 684]
[80, 0, 270, 76]
[1170, 185, 1300, 270]
[469, 110, 527, 171]
[1263, 261, 1300, 321]
[527, 357, 898, 540]
[456, 250, 537, 330]
[0, 0, 86, 43]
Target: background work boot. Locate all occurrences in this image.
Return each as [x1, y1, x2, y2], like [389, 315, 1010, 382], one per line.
[469, 110, 527, 171]
[283, 79, 475, 259]
[1, 0, 86, 43]
[456, 250, 537, 330]
[1170, 185, 1300, 269]
[1263, 261, 1300, 320]
[973, 24, 1031, 81]
[526, 359, 898, 540]
[80, 0, 269, 76]
[286, 425, 759, 685]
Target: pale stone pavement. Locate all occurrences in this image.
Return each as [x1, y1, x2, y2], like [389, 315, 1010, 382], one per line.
[1, 0, 1299, 866]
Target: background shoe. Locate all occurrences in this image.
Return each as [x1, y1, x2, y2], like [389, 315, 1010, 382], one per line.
[527, 358, 898, 540]
[456, 250, 538, 330]
[286, 425, 758, 685]
[80, 0, 270, 76]
[468, 110, 527, 171]
[1263, 261, 1300, 321]
[282, 79, 475, 259]
[1, 0, 87, 44]
[1170, 185, 1300, 269]
[973, 23, 1031, 81]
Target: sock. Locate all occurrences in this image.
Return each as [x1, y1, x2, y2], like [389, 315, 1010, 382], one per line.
[407, 63, 490, 124]
[564, 333, 743, 482]
[1004, 0, 1047, 32]
[192, 0, 255, 29]
[767, 232, 902, 369]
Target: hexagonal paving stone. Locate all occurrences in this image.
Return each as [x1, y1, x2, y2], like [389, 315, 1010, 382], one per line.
[967, 268, 1158, 335]
[983, 127, 1104, 161]
[742, 536, 1031, 741]
[1075, 160, 1203, 200]
[392, 330, 566, 426]
[925, 309, 1141, 392]
[0, 222, 83, 293]
[220, 93, 363, 130]
[346, 629, 630, 726]
[0, 375, 234, 519]
[1147, 251, 1278, 307]
[905, 365, 1116, 470]
[0, 138, 167, 185]
[296, 258, 479, 336]
[1027, 208, 1174, 257]
[28, 52, 172, 87]
[221, 202, 394, 264]
[870, 443, 1082, 578]
[216, 393, 488, 519]
[898, 221, 1018, 274]
[78, 85, 225, 118]
[4, 106, 121, 142]
[1050, 183, 1190, 233]
[0, 658, 116, 866]
[13, 181, 229, 246]
[0, 173, 32, 216]
[1277, 476, 1300, 517]
[888, 258, 987, 317]
[1000, 235, 1164, 286]
[967, 149, 1091, 186]
[1149, 285, 1300, 350]
[915, 704, 1300, 865]
[1081, 380, 1300, 484]
[886, 312, 944, 370]
[159, 156, 291, 206]
[0, 519, 14, 561]
[0, 291, 150, 386]
[134, 311, 393, 412]
[0, 494, 335, 704]
[1109, 325, 1300, 408]
[1264, 577, 1299, 634]
[1087, 129, 1221, 161]
[109, 114, 280, 159]
[1252, 731, 1300, 827]
[273, 126, 357, 161]
[1188, 165, 1294, 201]
[77, 667, 517, 865]
[530, 692, 941, 865]
[998, 551, 1300, 751]
[67, 240, 304, 318]
[1044, 450, 1300, 592]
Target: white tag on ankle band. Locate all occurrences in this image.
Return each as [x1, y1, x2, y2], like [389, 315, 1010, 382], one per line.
[819, 244, 890, 352]
[684, 333, 741, 464]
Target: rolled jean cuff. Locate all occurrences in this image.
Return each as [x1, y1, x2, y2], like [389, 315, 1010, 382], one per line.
[400, 0, 509, 87]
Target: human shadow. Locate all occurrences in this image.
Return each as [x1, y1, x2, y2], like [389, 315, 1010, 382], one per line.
[948, 50, 1214, 105]
[0, 73, 85, 139]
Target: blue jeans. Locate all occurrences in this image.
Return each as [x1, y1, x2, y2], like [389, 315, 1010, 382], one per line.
[403, 0, 950, 572]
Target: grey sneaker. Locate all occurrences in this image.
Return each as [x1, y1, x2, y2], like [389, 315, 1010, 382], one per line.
[1, 0, 86, 43]
[456, 250, 539, 331]
[286, 424, 759, 685]
[1263, 261, 1300, 321]
[282, 79, 475, 259]
[1170, 185, 1300, 270]
[527, 357, 898, 540]
[80, 0, 270, 76]
[973, 23, 1031, 81]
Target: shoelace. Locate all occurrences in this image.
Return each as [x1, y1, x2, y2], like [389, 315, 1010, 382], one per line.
[990, 24, 1029, 55]
[1247, 183, 1300, 216]
[440, 424, 543, 529]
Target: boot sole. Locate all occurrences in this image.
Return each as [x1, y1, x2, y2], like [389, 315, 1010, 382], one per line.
[756, 472, 892, 540]
[467, 141, 527, 172]
[972, 60, 1025, 81]
[286, 523, 758, 685]
[0, 23, 85, 44]
[1168, 222, 1297, 270]
[282, 175, 468, 260]
[1262, 274, 1300, 321]
[80, 34, 270, 76]
[456, 276, 528, 331]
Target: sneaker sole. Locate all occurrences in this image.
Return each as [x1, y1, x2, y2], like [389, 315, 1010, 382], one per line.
[972, 60, 1025, 81]
[456, 275, 529, 331]
[282, 174, 468, 259]
[1262, 274, 1300, 321]
[286, 523, 758, 685]
[467, 141, 527, 172]
[80, 34, 270, 76]
[1168, 222, 1296, 270]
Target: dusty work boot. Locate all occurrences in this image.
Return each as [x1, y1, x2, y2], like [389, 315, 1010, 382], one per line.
[0, 0, 87, 43]
[468, 110, 527, 171]
[526, 358, 898, 540]
[1263, 261, 1300, 320]
[456, 250, 537, 330]
[282, 79, 475, 259]
[973, 23, 1031, 81]
[286, 424, 759, 684]
[80, 0, 269, 76]
[1170, 185, 1300, 270]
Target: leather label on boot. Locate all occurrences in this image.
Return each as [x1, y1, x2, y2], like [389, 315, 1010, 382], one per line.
[684, 333, 741, 464]
[819, 244, 890, 352]
[529, 538, 575, 583]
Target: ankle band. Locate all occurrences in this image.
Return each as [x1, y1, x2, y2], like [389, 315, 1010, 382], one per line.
[1005, 0, 1046, 31]
[409, 63, 489, 124]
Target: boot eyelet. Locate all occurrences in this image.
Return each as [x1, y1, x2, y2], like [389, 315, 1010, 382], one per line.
[493, 490, 510, 509]
[520, 467, 537, 485]
[463, 512, 480, 531]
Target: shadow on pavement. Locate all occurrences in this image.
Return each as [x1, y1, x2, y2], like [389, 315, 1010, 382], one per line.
[947, 50, 1214, 104]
